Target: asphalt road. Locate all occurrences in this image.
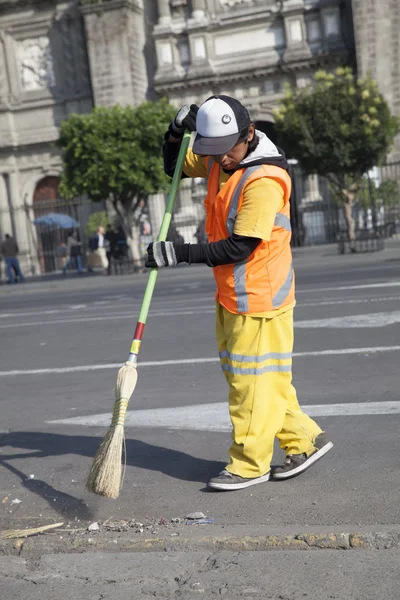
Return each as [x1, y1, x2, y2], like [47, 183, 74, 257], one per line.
[1, 245, 400, 535]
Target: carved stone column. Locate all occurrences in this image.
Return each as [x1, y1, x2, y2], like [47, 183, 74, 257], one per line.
[157, 0, 172, 25]
[81, 0, 148, 107]
[8, 171, 31, 270]
[0, 174, 13, 237]
[191, 0, 206, 20]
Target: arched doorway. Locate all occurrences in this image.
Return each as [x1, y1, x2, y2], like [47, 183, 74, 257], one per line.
[33, 176, 62, 273]
[33, 176, 60, 203]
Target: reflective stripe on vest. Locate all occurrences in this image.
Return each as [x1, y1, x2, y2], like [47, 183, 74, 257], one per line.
[272, 262, 293, 308]
[226, 166, 262, 313]
[234, 261, 248, 313]
[274, 212, 291, 232]
[226, 166, 260, 235]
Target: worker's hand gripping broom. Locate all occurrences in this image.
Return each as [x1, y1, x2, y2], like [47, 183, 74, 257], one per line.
[86, 132, 191, 499]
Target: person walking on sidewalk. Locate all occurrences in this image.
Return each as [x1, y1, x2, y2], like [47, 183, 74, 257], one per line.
[62, 231, 83, 275]
[1, 234, 25, 284]
[89, 226, 109, 274]
[146, 96, 333, 491]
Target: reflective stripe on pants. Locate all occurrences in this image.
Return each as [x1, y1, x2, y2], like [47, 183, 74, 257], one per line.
[216, 303, 322, 478]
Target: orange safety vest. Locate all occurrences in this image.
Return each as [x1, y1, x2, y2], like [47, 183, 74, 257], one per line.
[204, 159, 294, 315]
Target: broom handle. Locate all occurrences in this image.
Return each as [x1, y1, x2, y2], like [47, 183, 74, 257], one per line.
[127, 131, 191, 363]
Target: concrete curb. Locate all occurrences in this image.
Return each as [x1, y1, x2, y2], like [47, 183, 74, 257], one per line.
[2, 529, 400, 558]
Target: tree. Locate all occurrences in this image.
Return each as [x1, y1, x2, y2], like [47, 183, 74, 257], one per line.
[85, 210, 111, 237]
[58, 100, 176, 263]
[274, 67, 399, 250]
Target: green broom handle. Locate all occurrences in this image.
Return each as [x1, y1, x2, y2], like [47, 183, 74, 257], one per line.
[128, 131, 191, 363]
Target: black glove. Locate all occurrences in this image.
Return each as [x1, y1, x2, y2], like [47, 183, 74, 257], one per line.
[169, 104, 199, 138]
[146, 242, 179, 269]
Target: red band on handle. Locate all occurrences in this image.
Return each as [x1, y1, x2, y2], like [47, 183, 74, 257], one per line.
[133, 322, 145, 342]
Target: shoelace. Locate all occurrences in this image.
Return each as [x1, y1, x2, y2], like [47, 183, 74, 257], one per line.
[285, 453, 306, 465]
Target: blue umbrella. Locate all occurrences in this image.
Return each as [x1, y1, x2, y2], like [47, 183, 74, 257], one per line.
[33, 213, 80, 229]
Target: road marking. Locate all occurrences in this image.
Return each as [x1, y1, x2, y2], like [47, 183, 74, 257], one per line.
[2, 293, 400, 323]
[0, 309, 216, 329]
[0, 296, 213, 320]
[0, 309, 61, 318]
[1, 345, 400, 377]
[49, 400, 400, 430]
[296, 281, 400, 294]
[298, 295, 400, 308]
[3, 306, 400, 330]
[296, 311, 400, 329]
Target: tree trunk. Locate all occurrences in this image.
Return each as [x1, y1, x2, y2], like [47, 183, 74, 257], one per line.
[342, 195, 356, 253]
[114, 196, 144, 271]
[128, 223, 142, 270]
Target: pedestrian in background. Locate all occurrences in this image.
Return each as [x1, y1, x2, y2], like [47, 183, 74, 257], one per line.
[57, 241, 68, 271]
[135, 200, 153, 270]
[105, 224, 117, 275]
[146, 96, 333, 491]
[1, 234, 25, 284]
[89, 225, 109, 275]
[62, 231, 83, 275]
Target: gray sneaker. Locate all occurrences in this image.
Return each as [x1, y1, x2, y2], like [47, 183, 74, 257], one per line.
[207, 469, 270, 491]
[273, 433, 333, 480]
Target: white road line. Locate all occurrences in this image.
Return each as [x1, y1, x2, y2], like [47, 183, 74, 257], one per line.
[2, 293, 400, 323]
[296, 281, 400, 294]
[0, 309, 62, 318]
[0, 296, 213, 319]
[0, 308, 216, 329]
[1, 345, 400, 377]
[4, 306, 400, 330]
[296, 311, 400, 329]
[49, 400, 400, 430]
[298, 296, 400, 308]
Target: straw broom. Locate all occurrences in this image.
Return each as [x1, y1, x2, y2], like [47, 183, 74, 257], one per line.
[86, 131, 191, 499]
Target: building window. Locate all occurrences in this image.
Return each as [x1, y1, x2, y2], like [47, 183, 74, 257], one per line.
[158, 42, 173, 65]
[289, 20, 303, 43]
[307, 18, 321, 42]
[323, 10, 340, 37]
[193, 37, 206, 60]
[178, 41, 190, 66]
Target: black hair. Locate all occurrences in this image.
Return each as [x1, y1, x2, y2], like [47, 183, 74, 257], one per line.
[238, 125, 259, 155]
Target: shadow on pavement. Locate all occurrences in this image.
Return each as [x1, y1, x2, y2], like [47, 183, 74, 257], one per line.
[1, 458, 95, 522]
[0, 431, 224, 490]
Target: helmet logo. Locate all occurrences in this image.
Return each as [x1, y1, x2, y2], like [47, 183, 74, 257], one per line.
[222, 114, 231, 124]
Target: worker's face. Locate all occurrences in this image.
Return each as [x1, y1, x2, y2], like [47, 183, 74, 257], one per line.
[210, 124, 255, 170]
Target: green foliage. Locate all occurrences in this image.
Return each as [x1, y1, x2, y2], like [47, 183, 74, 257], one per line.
[58, 100, 176, 207]
[85, 210, 111, 237]
[357, 178, 399, 210]
[275, 67, 400, 201]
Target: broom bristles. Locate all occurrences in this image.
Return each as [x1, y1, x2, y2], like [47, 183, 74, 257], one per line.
[86, 362, 138, 499]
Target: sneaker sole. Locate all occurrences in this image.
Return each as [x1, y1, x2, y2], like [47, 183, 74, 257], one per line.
[207, 472, 270, 491]
[273, 442, 333, 480]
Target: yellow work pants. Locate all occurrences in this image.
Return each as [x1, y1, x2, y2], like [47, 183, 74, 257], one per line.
[216, 303, 322, 478]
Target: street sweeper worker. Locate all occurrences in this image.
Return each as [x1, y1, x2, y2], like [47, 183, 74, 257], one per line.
[145, 95, 333, 491]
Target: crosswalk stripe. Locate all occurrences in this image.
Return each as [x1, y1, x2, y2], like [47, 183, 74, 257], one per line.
[49, 400, 400, 431]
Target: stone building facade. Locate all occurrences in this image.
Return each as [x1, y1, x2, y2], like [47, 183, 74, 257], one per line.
[351, 0, 400, 158]
[0, 0, 397, 272]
